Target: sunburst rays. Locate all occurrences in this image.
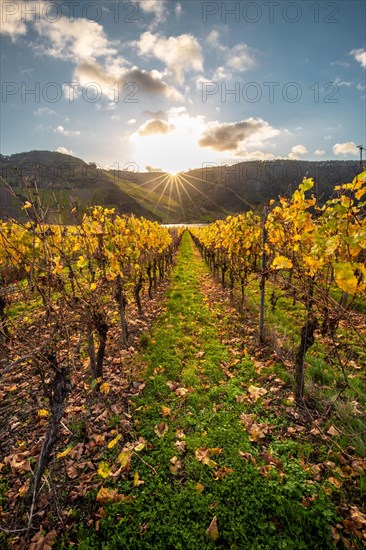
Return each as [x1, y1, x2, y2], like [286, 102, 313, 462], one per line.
[128, 170, 229, 222]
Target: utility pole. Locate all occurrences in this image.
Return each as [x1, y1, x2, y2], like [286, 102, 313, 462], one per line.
[357, 145, 364, 172]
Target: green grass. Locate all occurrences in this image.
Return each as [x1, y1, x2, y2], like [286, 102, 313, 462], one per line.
[63, 232, 338, 549]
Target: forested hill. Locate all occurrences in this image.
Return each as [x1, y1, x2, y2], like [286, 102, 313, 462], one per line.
[0, 151, 361, 222]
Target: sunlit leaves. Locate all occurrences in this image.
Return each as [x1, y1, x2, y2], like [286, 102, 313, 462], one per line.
[334, 263, 365, 295]
[272, 256, 293, 270]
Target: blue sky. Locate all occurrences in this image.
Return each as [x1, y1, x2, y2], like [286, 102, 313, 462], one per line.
[1, 0, 365, 173]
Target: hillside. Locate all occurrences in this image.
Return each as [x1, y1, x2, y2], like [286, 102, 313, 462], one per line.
[0, 151, 361, 222]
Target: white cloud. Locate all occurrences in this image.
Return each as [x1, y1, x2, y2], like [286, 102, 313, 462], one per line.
[206, 30, 222, 48]
[72, 60, 182, 101]
[35, 16, 118, 62]
[350, 48, 366, 68]
[212, 66, 232, 81]
[314, 149, 325, 156]
[206, 30, 255, 73]
[136, 31, 203, 85]
[175, 3, 182, 16]
[56, 146, 74, 155]
[356, 83, 366, 91]
[333, 77, 352, 87]
[228, 44, 256, 71]
[137, 119, 174, 136]
[198, 118, 280, 152]
[33, 107, 56, 116]
[54, 125, 80, 136]
[0, 0, 28, 39]
[333, 142, 359, 156]
[111, 114, 121, 121]
[324, 135, 332, 140]
[127, 118, 137, 125]
[146, 165, 163, 172]
[288, 144, 308, 159]
[331, 60, 351, 68]
[62, 83, 82, 102]
[139, 0, 167, 27]
[234, 149, 275, 160]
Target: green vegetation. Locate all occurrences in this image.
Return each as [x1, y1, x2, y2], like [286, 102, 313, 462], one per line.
[68, 233, 339, 549]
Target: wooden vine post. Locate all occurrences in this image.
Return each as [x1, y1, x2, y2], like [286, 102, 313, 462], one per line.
[259, 205, 268, 343]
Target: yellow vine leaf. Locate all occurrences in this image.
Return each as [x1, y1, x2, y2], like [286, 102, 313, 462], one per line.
[98, 462, 112, 479]
[272, 256, 293, 270]
[37, 409, 50, 418]
[117, 450, 132, 469]
[100, 382, 110, 395]
[57, 446, 74, 459]
[334, 263, 362, 295]
[108, 434, 122, 449]
[133, 471, 144, 487]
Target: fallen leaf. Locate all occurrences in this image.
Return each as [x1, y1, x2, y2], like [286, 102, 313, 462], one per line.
[327, 425, 340, 437]
[175, 429, 186, 439]
[350, 506, 366, 527]
[160, 406, 171, 417]
[175, 387, 189, 397]
[154, 422, 168, 438]
[175, 440, 187, 454]
[108, 434, 122, 449]
[4, 453, 31, 473]
[133, 472, 144, 487]
[328, 476, 342, 488]
[236, 394, 248, 403]
[195, 482, 205, 493]
[66, 463, 79, 479]
[117, 450, 132, 469]
[239, 413, 255, 428]
[247, 385, 267, 402]
[57, 446, 74, 459]
[260, 452, 283, 471]
[246, 422, 269, 443]
[37, 409, 50, 418]
[100, 382, 110, 395]
[96, 487, 124, 504]
[214, 466, 234, 480]
[239, 451, 257, 465]
[330, 526, 340, 543]
[209, 448, 222, 455]
[98, 462, 112, 479]
[195, 448, 218, 469]
[169, 456, 182, 475]
[206, 516, 219, 541]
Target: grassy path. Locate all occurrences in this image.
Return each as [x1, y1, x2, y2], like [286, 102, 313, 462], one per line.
[76, 232, 337, 549]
